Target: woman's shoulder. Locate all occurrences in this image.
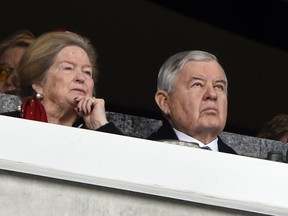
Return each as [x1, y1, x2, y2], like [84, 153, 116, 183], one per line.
[0, 110, 21, 118]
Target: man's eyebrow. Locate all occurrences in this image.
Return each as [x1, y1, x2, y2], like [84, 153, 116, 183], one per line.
[186, 76, 204, 85]
[216, 79, 227, 86]
[190, 76, 205, 81]
[189, 76, 227, 86]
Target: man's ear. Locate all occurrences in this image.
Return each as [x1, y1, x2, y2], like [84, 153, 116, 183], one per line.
[155, 90, 170, 116]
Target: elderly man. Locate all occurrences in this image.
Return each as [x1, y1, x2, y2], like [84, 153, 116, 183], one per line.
[148, 50, 236, 154]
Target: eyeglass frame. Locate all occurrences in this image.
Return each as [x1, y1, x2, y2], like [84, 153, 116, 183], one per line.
[0, 65, 14, 82]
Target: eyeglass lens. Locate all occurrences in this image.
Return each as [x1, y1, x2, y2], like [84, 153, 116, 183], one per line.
[0, 67, 14, 82]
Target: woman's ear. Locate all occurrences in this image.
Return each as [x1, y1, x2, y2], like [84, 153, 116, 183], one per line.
[155, 90, 170, 116]
[32, 83, 43, 95]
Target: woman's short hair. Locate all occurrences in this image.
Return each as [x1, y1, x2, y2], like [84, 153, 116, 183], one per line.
[157, 50, 227, 94]
[14, 31, 98, 99]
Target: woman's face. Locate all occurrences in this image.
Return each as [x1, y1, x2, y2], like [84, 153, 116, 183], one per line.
[0, 46, 26, 93]
[35, 45, 94, 110]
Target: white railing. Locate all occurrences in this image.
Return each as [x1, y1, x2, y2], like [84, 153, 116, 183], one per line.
[1, 115, 288, 215]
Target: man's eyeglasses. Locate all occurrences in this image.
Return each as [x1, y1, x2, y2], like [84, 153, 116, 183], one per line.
[0, 67, 14, 82]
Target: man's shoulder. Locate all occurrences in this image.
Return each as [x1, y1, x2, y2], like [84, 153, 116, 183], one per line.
[218, 137, 237, 154]
[147, 120, 178, 140]
[146, 119, 237, 155]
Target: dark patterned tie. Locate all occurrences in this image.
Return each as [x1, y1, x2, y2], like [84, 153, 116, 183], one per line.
[200, 145, 212, 150]
[159, 139, 212, 150]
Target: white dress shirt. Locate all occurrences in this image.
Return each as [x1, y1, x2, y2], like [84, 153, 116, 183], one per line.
[173, 128, 219, 152]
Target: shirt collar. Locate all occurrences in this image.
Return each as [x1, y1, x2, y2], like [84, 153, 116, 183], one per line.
[173, 128, 219, 152]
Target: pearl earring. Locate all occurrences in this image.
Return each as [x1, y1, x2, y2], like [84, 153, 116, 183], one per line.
[36, 93, 43, 99]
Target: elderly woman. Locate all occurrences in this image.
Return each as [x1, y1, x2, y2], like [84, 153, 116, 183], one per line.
[0, 30, 35, 93]
[2, 31, 122, 133]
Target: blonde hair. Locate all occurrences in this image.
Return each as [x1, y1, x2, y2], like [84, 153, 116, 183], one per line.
[14, 31, 98, 99]
[0, 30, 35, 57]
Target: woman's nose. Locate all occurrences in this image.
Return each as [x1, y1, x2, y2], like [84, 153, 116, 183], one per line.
[75, 70, 85, 82]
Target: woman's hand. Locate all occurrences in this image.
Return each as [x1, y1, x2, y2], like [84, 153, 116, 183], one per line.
[74, 96, 108, 130]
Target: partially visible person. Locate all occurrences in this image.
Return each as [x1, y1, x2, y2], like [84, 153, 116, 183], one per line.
[258, 114, 288, 143]
[1, 31, 122, 134]
[0, 29, 35, 93]
[148, 50, 237, 154]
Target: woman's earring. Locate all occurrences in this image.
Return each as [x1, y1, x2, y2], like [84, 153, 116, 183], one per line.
[36, 93, 43, 99]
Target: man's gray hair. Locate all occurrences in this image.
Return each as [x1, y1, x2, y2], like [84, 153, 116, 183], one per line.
[157, 50, 226, 94]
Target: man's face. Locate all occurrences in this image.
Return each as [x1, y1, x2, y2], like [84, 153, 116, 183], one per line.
[165, 60, 228, 140]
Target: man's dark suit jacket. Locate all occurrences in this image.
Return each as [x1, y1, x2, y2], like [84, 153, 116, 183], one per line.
[1, 111, 123, 135]
[148, 120, 237, 154]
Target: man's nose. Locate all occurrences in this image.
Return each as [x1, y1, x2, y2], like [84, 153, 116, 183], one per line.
[203, 85, 217, 100]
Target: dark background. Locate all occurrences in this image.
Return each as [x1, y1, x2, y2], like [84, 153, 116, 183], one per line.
[1, 0, 288, 136]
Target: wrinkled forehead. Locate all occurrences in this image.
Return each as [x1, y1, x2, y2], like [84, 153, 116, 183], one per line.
[56, 46, 88, 58]
[180, 60, 226, 80]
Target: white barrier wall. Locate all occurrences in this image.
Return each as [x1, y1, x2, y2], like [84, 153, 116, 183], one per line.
[1, 115, 288, 215]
